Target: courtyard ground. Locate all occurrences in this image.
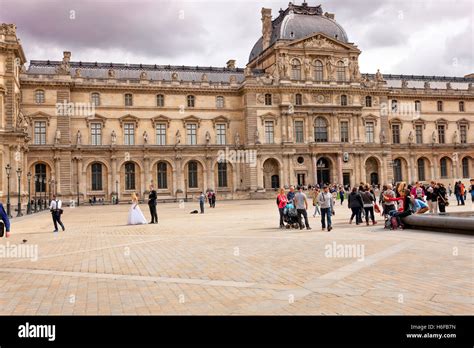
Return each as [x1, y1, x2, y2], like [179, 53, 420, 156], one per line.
[0, 196, 472, 315]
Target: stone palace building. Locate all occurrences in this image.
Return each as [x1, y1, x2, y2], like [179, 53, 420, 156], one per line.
[1, 2, 473, 210]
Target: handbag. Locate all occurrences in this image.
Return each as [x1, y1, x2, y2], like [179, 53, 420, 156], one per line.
[374, 203, 381, 214]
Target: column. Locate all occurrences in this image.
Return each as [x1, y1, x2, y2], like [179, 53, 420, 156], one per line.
[311, 154, 317, 185]
[256, 156, 264, 189]
[54, 156, 61, 195]
[409, 155, 415, 183]
[144, 157, 151, 189]
[337, 153, 343, 184]
[111, 156, 117, 194]
[359, 154, 365, 184]
[77, 158, 85, 200]
[432, 155, 439, 180]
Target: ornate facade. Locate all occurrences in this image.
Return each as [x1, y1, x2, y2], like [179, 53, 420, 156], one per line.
[1, 3, 473, 209]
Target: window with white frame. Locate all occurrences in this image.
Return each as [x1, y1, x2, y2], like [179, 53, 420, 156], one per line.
[265, 121, 274, 144]
[124, 123, 135, 145]
[34, 121, 46, 145]
[155, 124, 166, 145]
[216, 96, 224, 108]
[365, 122, 374, 143]
[35, 90, 45, 104]
[216, 124, 226, 145]
[186, 123, 197, 145]
[294, 120, 304, 143]
[91, 122, 102, 145]
[91, 93, 100, 106]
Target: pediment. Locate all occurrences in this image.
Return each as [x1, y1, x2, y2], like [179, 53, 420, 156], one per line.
[119, 114, 139, 128]
[212, 115, 230, 128]
[362, 114, 378, 125]
[286, 33, 359, 52]
[86, 113, 107, 127]
[182, 115, 201, 127]
[259, 112, 278, 125]
[27, 111, 53, 125]
[151, 114, 171, 128]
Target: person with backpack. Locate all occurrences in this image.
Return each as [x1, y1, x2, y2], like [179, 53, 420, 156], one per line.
[348, 187, 363, 225]
[276, 188, 288, 228]
[0, 202, 11, 238]
[49, 194, 65, 232]
[361, 185, 377, 225]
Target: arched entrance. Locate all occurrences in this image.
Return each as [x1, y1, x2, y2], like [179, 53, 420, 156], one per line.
[316, 157, 331, 185]
[365, 157, 379, 185]
[263, 158, 280, 189]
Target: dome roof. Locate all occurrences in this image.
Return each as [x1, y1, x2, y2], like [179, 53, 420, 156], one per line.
[249, 3, 349, 62]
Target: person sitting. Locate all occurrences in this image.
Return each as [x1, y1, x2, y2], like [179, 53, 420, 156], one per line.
[384, 189, 412, 229]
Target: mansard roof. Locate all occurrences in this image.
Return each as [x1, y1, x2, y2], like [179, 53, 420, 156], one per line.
[361, 73, 474, 90]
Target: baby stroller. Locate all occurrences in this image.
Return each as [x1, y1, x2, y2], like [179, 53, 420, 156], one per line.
[283, 201, 300, 229]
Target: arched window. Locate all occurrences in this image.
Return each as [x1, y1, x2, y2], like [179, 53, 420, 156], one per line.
[365, 96, 372, 107]
[415, 100, 421, 112]
[188, 161, 198, 188]
[291, 59, 301, 80]
[156, 94, 165, 107]
[462, 157, 470, 178]
[459, 101, 465, 112]
[124, 93, 133, 106]
[125, 162, 136, 190]
[157, 162, 168, 189]
[217, 162, 228, 187]
[314, 117, 328, 142]
[340, 94, 347, 106]
[417, 158, 425, 182]
[91, 92, 100, 106]
[187, 95, 195, 108]
[34, 163, 47, 192]
[314, 60, 323, 81]
[336, 61, 345, 82]
[264, 93, 272, 106]
[437, 100, 443, 112]
[216, 96, 225, 108]
[393, 158, 402, 183]
[91, 163, 103, 191]
[440, 158, 448, 178]
[295, 93, 302, 106]
[35, 90, 45, 104]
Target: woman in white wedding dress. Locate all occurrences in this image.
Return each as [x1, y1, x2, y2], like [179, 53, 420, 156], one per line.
[127, 193, 147, 225]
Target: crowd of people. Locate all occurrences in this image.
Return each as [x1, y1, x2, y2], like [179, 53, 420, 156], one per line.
[275, 178, 474, 231]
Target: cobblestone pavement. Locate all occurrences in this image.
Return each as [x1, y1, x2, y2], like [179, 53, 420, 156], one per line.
[0, 196, 472, 315]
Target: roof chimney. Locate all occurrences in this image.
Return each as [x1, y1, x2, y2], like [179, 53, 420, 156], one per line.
[226, 59, 236, 69]
[261, 8, 272, 51]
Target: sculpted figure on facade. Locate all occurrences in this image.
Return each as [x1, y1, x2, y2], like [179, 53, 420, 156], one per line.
[303, 57, 311, 79]
[205, 131, 211, 145]
[54, 129, 61, 144]
[401, 79, 408, 88]
[234, 132, 240, 147]
[140, 71, 147, 80]
[175, 130, 181, 145]
[446, 82, 452, 90]
[431, 131, 437, 144]
[108, 69, 115, 78]
[75, 68, 81, 77]
[349, 56, 361, 81]
[111, 130, 117, 145]
[326, 57, 337, 81]
[171, 72, 179, 81]
[408, 131, 414, 144]
[452, 130, 458, 144]
[424, 81, 431, 89]
[374, 69, 384, 82]
[143, 130, 148, 144]
[255, 129, 261, 144]
[379, 130, 386, 144]
[76, 130, 82, 145]
[201, 73, 208, 82]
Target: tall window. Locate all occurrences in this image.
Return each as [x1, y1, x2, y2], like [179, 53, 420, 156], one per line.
[35, 90, 45, 104]
[125, 162, 135, 190]
[392, 125, 400, 144]
[91, 123, 102, 145]
[440, 158, 448, 178]
[460, 125, 467, 144]
[295, 93, 302, 106]
[216, 96, 224, 108]
[365, 122, 374, 143]
[459, 101, 465, 112]
[365, 96, 372, 107]
[187, 95, 195, 108]
[314, 60, 323, 81]
[291, 59, 301, 80]
[265, 121, 274, 144]
[216, 124, 226, 145]
[156, 94, 165, 107]
[35, 163, 47, 192]
[340, 121, 349, 142]
[415, 100, 421, 112]
[156, 124, 166, 145]
[157, 162, 168, 189]
[415, 125, 423, 144]
[437, 125, 445, 144]
[264, 93, 272, 106]
[294, 120, 304, 143]
[393, 159, 402, 183]
[188, 161, 198, 188]
[437, 101, 443, 112]
[91, 163, 103, 191]
[124, 93, 133, 106]
[462, 157, 470, 178]
[124, 123, 135, 145]
[186, 124, 197, 145]
[91, 92, 100, 106]
[391, 99, 398, 113]
[417, 158, 426, 181]
[314, 117, 328, 142]
[34, 121, 46, 145]
[217, 162, 228, 187]
[340, 95, 347, 106]
[336, 61, 345, 82]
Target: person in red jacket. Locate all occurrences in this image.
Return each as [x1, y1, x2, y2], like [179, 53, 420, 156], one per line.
[276, 188, 288, 228]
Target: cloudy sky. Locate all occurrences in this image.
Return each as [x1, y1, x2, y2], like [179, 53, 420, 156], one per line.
[1, 0, 472, 76]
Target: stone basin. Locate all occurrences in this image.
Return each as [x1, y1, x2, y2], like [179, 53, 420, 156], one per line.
[402, 212, 474, 235]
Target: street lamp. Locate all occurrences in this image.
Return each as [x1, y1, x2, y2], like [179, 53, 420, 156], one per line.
[317, 160, 325, 187]
[16, 167, 23, 217]
[34, 175, 38, 212]
[77, 180, 80, 206]
[41, 177, 45, 210]
[115, 180, 119, 204]
[5, 164, 12, 218]
[27, 172, 32, 214]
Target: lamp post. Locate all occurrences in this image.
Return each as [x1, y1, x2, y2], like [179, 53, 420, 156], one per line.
[317, 160, 325, 187]
[115, 180, 119, 204]
[41, 177, 45, 210]
[16, 167, 23, 217]
[27, 172, 32, 214]
[77, 180, 80, 206]
[5, 164, 12, 218]
[34, 175, 38, 212]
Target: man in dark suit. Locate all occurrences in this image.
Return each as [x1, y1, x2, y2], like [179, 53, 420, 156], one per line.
[148, 185, 158, 224]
